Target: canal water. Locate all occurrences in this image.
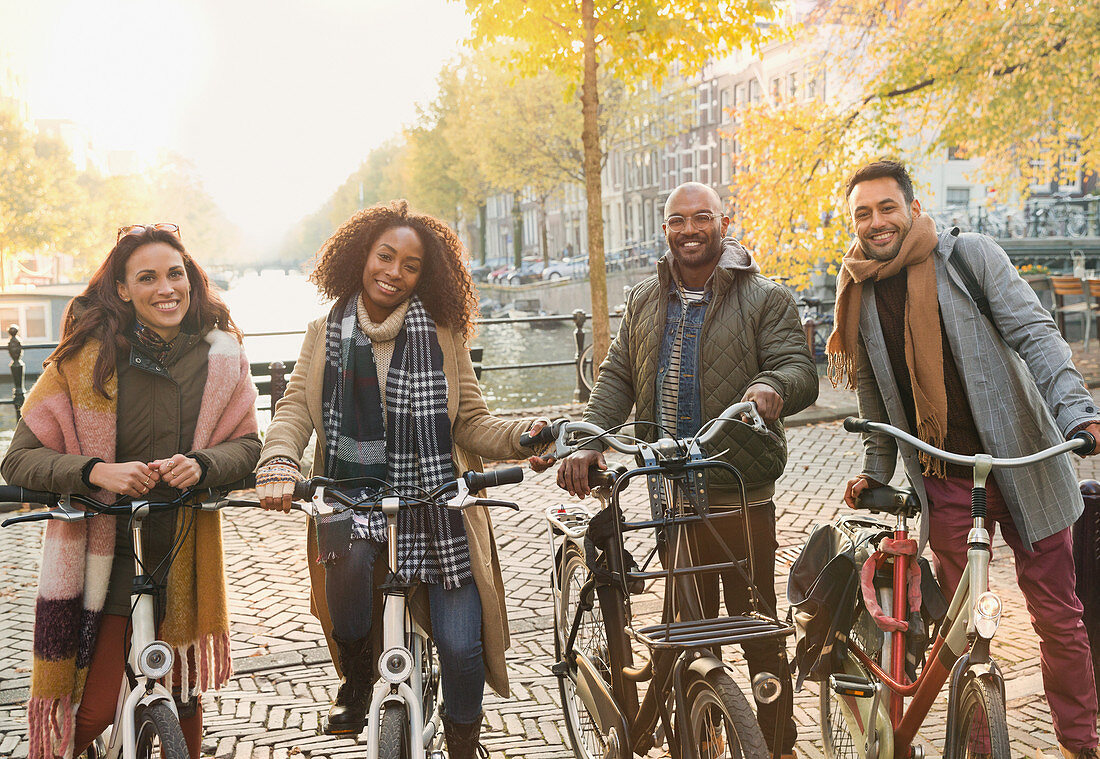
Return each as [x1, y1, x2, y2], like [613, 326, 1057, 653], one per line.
[223, 271, 581, 409]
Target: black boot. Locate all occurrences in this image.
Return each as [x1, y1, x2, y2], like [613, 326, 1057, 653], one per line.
[442, 709, 488, 759]
[323, 636, 373, 735]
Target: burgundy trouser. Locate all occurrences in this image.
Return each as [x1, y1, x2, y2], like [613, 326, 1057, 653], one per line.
[73, 614, 203, 759]
[924, 475, 1099, 752]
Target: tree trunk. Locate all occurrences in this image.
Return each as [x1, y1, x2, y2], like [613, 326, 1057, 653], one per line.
[581, 0, 610, 373]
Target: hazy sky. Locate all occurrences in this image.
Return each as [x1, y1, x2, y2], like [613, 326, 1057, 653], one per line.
[0, 0, 470, 255]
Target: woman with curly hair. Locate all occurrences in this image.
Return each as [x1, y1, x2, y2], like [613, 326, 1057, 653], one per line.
[2, 225, 261, 759]
[256, 200, 545, 758]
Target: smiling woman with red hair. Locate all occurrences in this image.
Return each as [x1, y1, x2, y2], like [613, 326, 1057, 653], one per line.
[1, 224, 261, 759]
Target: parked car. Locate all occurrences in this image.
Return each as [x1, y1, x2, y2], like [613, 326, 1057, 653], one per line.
[492, 257, 545, 285]
[469, 257, 510, 283]
[541, 256, 590, 281]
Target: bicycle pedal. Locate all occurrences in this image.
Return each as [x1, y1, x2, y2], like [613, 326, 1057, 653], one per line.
[829, 673, 876, 698]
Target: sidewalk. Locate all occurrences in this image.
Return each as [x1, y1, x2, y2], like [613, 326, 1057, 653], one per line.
[2, 342, 1100, 757]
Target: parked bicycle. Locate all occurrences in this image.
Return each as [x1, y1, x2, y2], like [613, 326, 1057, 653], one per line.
[797, 417, 1095, 759]
[524, 400, 793, 759]
[0, 483, 259, 759]
[227, 467, 524, 759]
[1026, 194, 1089, 238]
[796, 297, 833, 365]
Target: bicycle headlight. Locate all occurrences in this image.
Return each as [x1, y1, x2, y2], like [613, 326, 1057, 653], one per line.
[973, 591, 1003, 639]
[380, 647, 413, 684]
[138, 641, 174, 679]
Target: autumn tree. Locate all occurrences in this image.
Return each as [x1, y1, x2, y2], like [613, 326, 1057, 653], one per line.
[462, 0, 778, 368]
[728, 0, 1100, 285]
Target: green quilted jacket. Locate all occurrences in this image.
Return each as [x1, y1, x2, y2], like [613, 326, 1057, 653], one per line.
[583, 241, 818, 503]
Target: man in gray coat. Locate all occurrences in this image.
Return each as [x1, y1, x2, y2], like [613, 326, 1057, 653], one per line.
[832, 160, 1099, 759]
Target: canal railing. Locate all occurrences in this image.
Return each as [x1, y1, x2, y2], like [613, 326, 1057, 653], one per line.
[1, 309, 622, 420]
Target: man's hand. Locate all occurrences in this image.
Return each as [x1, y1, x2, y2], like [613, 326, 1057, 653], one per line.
[89, 461, 160, 498]
[1079, 422, 1100, 456]
[148, 454, 202, 489]
[741, 383, 784, 423]
[844, 475, 883, 509]
[557, 449, 606, 498]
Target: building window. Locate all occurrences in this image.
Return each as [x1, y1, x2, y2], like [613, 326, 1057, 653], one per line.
[771, 78, 781, 99]
[788, 72, 798, 98]
[945, 187, 971, 207]
[748, 79, 760, 104]
[948, 145, 969, 161]
[0, 303, 50, 341]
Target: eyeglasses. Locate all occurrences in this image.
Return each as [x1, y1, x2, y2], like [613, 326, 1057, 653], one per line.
[664, 212, 719, 232]
[117, 223, 181, 242]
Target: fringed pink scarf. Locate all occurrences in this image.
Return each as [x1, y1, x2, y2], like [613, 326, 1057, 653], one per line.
[21, 329, 258, 759]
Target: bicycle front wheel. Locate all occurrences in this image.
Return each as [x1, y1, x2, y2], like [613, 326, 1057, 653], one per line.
[134, 702, 189, 759]
[949, 674, 1009, 759]
[379, 702, 410, 759]
[556, 545, 611, 759]
[682, 670, 768, 759]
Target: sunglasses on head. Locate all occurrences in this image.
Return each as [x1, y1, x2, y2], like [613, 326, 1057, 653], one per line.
[116, 223, 181, 242]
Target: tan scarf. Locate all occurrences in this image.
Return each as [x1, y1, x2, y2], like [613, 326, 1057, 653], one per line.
[826, 213, 947, 475]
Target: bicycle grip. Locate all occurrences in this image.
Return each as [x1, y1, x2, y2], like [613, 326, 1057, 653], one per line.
[519, 425, 556, 448]
[0, 486, 58, 506]
[843, 417, 873, 433]
[292, 480, 316, 501]
[465, 467, 524, 491]
[1072, 430, 1097, 457]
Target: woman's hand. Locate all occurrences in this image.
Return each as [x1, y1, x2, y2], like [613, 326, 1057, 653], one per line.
[89, 461, 160, 498]
[256, 457, 303, 513]
[149, 454, 203, 490]
[523, 418, 556, 472]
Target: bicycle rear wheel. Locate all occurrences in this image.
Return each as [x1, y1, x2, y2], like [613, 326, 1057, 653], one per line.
[682, 669, 768, 759]
[379, 702, 410, 759]
[134, 701, 189, 759]
[949, 674, 1009, 759]
[556, 545, 611, 759]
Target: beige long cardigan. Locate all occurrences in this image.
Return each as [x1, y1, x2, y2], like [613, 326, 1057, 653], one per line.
[260, 313, 533, 697]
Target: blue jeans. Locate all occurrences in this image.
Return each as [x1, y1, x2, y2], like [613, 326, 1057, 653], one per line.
[325, 538, 485, 723]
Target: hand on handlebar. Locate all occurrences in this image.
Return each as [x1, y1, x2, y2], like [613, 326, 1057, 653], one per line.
[522, 418, 557, 472]
[741, 383, 783, 423]
[1078, 422, 1100, 457]
[256, 458, 303, 513]
[557, 449, 606, 498]
[89, 461, 160, 498]
[844, 475, 884, 509]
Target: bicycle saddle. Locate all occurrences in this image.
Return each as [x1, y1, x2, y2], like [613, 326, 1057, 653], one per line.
[854, 485, 921, 518]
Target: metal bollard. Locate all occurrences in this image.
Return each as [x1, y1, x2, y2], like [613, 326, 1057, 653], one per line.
[470, 346, 483, 380]
[1075, 479, 1100, 688]
[572, 309, 589, 404]
[269, 361, 287, 409]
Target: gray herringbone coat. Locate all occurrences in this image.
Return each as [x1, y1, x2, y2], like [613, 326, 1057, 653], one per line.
[853, 223, 1096, 549]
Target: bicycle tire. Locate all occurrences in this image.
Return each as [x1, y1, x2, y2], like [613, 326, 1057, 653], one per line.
[556, 545, 611, 759]
[948, 673, 1010, 759]
[820, 651, 892, 759]
[134, 701, 189, 759]
[682, 669, 768, 759]
[378, 702, 410, 759]
[578, 343, 595, 393]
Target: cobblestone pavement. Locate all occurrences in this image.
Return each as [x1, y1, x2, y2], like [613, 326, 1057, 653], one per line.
[3, 402, 1100, 758]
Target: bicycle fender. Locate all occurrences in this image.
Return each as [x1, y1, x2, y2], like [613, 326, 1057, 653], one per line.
[365, 681, 426, 759]
[572, 652, 632, 753]
[685, 654, 729, 683]
[118, 683, 177, 758]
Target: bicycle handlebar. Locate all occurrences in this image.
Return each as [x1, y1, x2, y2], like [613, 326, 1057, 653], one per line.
[0, 486, 60, 507]
[535, 401, 770, 461]
[843, 416, 1097, 464]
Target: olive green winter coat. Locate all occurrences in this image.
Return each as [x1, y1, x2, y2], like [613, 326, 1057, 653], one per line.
[582, 241, 818, 503]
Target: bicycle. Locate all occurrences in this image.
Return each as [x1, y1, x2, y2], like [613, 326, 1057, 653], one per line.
[796, 297, 834, 365]
[228, 466, 524, 759]
[524, 400, 794, 759]
[0, 483, 260, 759]
[805, 417, 1095, 759]
[1026, 194, 1089, 238]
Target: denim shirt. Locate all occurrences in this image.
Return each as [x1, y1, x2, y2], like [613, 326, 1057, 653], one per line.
[656, 283, 711, 438]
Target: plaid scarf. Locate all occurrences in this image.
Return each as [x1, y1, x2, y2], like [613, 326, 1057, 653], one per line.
[20, 330, 258, 759]
[321, 295, 472, 588]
